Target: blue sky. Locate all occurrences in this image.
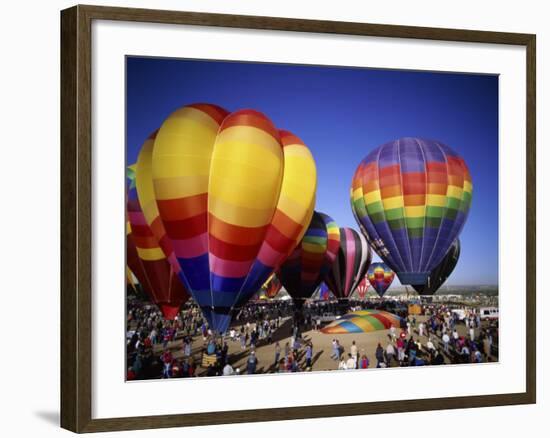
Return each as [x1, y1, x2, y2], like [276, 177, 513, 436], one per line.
[126, 57, 499, 286]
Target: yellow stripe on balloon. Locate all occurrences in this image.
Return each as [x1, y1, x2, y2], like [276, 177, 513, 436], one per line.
[136, 136, 159, 227]
[276, 143, 316, 223]
[208, 196, 279, 228]
[136, 247, 165, 261]
[209, 127, 283, 222]
[215, 126, 283, 161]
[302, 242, 327, 253]
[349, 317, 376, 332]
[152, 107, 220, 199]
[153, 175, 209, 200]
[463, 180, 473, 193]
[446, 185, 463, 199]
[383, 195, 404, 210]
[364, 190, 381, 204]
[405, 205, 426, 218]
[426, 194, 447, 207]
[352, 187, 363, 202]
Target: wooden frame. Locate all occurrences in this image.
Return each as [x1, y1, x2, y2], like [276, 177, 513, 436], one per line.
[60, 4, 536, 433]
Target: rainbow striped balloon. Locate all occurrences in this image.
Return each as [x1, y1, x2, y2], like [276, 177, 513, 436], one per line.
[148, 104, 317, 333]
[367, 262, 395, 297]
[324, 227, 372, 299]
[278, 212, 340, 303]
[321, 310, 403, 334]
[351, 137, 472, 286]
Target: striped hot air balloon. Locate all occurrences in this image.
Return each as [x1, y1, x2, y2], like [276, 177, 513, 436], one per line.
[367, 262, 395, 297]
[126, 172, 189, 320]
[413, 238, 460, 295]
[351, 137, 472, 286]
[147, 104, 317, 333]
[278, 212, 340, 305]
[319, 282, 332, 301]
[262, 273, 283, 299]
[354, 276, 370, 300]
[324, 227, 372, 299]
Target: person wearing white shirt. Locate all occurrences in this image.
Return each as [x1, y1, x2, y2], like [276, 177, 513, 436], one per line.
[442, 333, 450, 353]
[223, 363, 234, 376]
[345, 354, 356, 370]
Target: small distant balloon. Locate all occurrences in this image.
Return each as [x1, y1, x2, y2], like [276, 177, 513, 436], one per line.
[367, 262, 395, 297]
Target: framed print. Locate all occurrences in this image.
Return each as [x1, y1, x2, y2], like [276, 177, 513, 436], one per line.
[60, 4, 536, 433]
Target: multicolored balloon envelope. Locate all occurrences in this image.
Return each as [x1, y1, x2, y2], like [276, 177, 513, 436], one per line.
[351, 137, 472, 286]
[137, 104, 316, 333]
[279, 212, 340, 304]
[261, 273, 283, 299]
[319, 282, 332, 301]
[324, 227, 372, 299]
[126, 172, 189, 320]
[354, 276, 370, 300]
[321, 310, 403, 334]
[367, 262, 395, 297]
[413, 238, 460, 295]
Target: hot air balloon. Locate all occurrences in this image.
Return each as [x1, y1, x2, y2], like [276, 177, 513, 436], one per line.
[147, 104, 317, 333]
[319, 282, 332, 301]
[354, 276, 370, 300]
[126, 171, 189, 320]
[324, 227, 372, 299]
[262, 273, 283, 299]
[279, 212, 340, 305]
[367, 262, 395, 297]
[413, 238, 460, 295]
[351, 137, 472, 286]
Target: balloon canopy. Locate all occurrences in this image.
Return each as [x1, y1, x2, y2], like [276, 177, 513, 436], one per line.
[367, 262, 395, 297]
[321, 310, 403, 334]
[279, 212, 340, 303]
[126, 171, 189, 320]
[351, 137, 472, 286]
[413, 238, 460, 295]
[353, 276, 370, 300]
[261, 273, 283, 299]
[324, 227, 372, 299]
[136, 104, 317, 333]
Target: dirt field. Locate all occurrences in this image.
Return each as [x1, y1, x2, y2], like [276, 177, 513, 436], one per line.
[147, 314, 496, 376]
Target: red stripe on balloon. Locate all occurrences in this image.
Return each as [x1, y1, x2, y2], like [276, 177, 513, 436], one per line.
[219, 109, 280, 141]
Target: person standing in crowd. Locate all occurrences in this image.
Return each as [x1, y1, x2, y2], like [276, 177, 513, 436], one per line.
[359, 354, 369, 369]
[375, 343, 385, 368]
[331, 339, 340, 361]
[346, 353, 356, 370]
[350, 340, 358, 365]
[161, 349, 173, 378]
[247, 351, 258, 374]
[305, 342, 313, 369]
[338, 355, 348, 370]
[386, 343, 396, 366]
[274, 342, 281, 366]
[442, 332, 450, 353]
[223, 361, 234, 376]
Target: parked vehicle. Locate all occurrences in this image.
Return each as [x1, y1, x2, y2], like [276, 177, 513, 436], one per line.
[479, 307, 499, 320]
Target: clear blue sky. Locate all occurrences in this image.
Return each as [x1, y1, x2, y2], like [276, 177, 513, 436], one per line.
[126, 56, 499, 286]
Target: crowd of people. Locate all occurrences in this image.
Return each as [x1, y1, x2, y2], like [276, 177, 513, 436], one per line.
[126, 298, 499, 380]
